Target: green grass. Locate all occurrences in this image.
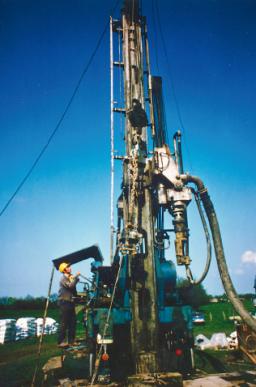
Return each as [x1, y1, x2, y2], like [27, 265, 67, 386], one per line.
[0, 335, 60, 387]
[0, 307, 85, 386]
[190, 300, 256, 376]
[0, 308, 59, 320]
[193, 300, 254, 338]
[0, 302, 255, 385]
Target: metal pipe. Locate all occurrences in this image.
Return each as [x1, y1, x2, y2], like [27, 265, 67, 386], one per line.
[31, 265, 55, 386]
[173, 131, 184, 174]
[173, 133, 178, 166]
[181, 173, 256, 332]
[176, 131, 184, 174]
[110, 16, 115, 263]
[143, 19, 155, 138]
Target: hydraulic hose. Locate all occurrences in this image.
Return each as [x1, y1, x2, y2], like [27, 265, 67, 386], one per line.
[181, 174, 256, 333]
[186, 189, 212, 286]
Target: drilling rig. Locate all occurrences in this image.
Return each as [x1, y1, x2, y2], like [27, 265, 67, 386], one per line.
[52, 0, 256, 384]
[91, 1, 194, 381]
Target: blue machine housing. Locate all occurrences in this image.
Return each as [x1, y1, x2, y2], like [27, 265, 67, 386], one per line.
[88, 253, 193, 334]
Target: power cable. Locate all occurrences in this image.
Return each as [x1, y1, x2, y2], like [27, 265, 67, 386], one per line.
[0, 0, 121, 219]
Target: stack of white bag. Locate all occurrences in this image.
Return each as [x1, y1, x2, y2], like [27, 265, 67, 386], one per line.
[0, 319, 16, 344]
[226, 331, 238, 349]
[15, 317, 36, 340]
[36, 317, 58, 336]
[194, 334, 212, 350]
[210, 332, 229, 349]
[195, 332, 231, 350]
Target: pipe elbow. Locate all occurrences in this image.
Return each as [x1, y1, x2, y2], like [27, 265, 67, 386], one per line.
[180, 173, 206, 192]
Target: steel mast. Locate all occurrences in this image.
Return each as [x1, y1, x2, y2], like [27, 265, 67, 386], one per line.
[120, 0, 159, 373]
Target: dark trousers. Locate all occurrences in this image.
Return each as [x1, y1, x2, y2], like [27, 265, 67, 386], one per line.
[58, 301, 76, 344]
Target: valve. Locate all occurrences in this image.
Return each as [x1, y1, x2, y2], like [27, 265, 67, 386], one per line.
[170, 201, 191, 266]
[118, 225, 144, 256]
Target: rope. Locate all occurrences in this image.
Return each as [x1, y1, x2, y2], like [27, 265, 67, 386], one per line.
[90, 254, 124, 385]
[31, 265, 55, 386]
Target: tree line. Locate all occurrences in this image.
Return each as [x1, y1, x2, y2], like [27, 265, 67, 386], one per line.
[0, 294, 58, 310]
[0, 287, 254, 311]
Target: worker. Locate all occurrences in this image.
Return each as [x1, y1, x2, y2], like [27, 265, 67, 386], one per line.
[57, 262, 80, 347]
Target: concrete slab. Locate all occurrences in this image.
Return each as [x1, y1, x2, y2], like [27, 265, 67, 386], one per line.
[184, 371, 256, 387]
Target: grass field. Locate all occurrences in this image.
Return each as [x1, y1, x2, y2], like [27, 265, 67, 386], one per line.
[0, 301, 255, 386]
[0, 307, 61, 384]
[193, 299, 254, 337]
[0, 308, 59, 321]
[0, 308, 85, 386]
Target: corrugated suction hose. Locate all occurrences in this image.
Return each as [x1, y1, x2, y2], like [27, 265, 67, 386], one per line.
[181, 174, 256, 333]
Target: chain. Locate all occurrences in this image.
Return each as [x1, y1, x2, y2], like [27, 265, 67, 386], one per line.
[117, 150, 140, 257]
[128, 150, 139, 228]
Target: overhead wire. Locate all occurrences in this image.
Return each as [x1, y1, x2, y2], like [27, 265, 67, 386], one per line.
[0, 0, 121, 219]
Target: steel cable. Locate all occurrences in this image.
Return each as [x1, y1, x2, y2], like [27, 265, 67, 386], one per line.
[90, 254, 124, 385]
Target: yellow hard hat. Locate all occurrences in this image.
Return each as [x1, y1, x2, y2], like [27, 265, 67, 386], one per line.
[59, 262, 69, 273]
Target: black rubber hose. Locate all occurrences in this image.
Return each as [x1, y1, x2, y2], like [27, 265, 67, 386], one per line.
[187, 189, 212, 286]
[181, 174, 256, 333]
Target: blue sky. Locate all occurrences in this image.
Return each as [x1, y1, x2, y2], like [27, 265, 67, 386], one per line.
[0, 0, 256, 298]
